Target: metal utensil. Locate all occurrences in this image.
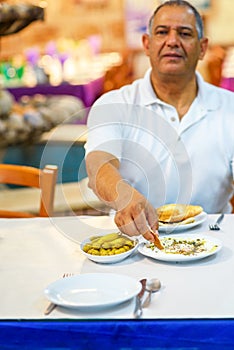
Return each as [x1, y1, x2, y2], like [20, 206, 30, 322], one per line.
[44, 273, 73, 315]
[209, 213, 224, 231]
[142, 278, 161, 308]
[133, 278, 146, 319]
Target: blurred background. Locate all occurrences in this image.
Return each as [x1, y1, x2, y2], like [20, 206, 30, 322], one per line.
[1, 0, 234, 215]
[1, 0, 234, 89]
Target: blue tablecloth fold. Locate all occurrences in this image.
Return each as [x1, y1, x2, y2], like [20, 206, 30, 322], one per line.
[0, 319, 234, 349]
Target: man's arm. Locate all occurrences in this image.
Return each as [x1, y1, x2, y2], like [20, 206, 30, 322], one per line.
[86, 150, 158, 241]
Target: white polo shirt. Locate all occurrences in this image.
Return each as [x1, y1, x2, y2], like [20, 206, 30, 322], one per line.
[85, 69, 234, 213]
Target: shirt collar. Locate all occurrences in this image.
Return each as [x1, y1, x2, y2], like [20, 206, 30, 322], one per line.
[140, 68, 160, 106]
[196, 71, 220, 111]
[140, 68, 220, 111]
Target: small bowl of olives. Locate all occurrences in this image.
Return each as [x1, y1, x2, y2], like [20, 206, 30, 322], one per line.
[80, 232, 139, 264]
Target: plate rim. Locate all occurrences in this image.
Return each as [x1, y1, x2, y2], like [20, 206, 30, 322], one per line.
[158, 211, 207, 233]
[44, 272, 142, 308]
[138, 233, 222, 262]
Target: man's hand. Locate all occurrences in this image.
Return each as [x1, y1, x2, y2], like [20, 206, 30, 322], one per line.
[86, 150, 159, 242]
[114, 187, 159, 242]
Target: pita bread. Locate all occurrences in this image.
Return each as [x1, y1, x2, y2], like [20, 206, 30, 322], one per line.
[145, 227, 164, 250]
[151, 231, 164, 250]
[158, 217, 195, 226]
[156, 204, 203, 223]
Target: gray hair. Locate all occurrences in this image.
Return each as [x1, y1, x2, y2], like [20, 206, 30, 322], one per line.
[148, 0, 204, 39]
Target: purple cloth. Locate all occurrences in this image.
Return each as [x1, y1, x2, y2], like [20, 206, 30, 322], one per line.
[220, 77, 234, 91]
[7, 76, 104, 124]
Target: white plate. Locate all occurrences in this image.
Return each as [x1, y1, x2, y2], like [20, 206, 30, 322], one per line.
[158, 211, 207, 233]
[44, 273, 141, 309]
[138, 233, 222, 262]
[80, 233, 139, 264]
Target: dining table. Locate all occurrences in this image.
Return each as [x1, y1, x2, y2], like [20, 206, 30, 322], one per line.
[0, 213, 234, 349]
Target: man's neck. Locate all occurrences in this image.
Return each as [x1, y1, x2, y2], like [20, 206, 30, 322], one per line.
[151, 72, 198, 119]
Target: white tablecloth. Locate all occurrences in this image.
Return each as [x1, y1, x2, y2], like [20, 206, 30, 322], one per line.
[0, 214, 233, 320]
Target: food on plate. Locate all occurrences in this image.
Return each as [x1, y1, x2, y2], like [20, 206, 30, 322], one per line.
[82, 232, 136, 256]
[158, 217, 195, 226]
[147, 228, 164, 250]
[146, 237, 218, 256]
[156, 204, 203, 224]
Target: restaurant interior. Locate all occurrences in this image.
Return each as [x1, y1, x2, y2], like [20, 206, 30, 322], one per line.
[1, 0, 234, 216]
[1, 0, 234, 349]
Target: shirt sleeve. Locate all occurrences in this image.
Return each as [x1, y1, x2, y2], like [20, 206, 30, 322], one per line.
[232, 158, 234, 182]
[84, 93, 127, 160]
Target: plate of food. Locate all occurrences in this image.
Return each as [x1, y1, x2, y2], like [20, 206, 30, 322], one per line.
[156, 204, 207, 233]
[138, 233, 222, 262]
[80, 232, 139, 263]
[44, 273, 142, 309]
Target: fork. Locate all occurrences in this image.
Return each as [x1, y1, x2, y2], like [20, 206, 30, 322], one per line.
[44, 273, 73, 315]
[209, 213, 224, 231]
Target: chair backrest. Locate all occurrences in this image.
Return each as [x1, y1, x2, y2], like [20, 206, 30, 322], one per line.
[0, 164, 58, 218]
[231, 195, 234, 213]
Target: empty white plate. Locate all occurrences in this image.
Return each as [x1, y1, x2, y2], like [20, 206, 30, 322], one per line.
[44, 273, 141, 309]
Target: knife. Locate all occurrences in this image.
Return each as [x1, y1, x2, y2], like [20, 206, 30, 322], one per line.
[133, 278, 147, 319]
[44, 302, 57, 315]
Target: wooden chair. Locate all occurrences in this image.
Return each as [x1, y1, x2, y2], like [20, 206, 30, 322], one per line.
[231, 194, 234, 213]
[0, 164, 58, 218]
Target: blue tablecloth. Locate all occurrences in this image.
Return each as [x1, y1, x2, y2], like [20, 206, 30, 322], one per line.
[1, 319, 234, 349]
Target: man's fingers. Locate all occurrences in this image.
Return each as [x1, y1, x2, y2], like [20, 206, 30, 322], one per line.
[147, 228, 163, 250]
[114, 200, 160, 242]
[133, 206, 149, 235]
[142, 230, 157, 242]
[146, 204, 159, 231]
[114, 212, 139, 236]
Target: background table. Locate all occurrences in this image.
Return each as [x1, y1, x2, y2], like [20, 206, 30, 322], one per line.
[3, 77, 103, 183]
[6, 75, 104, 123]
[2, 124, 88, 183]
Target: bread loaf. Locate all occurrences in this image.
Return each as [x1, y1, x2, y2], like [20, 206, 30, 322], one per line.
[156, 204, 203, 223]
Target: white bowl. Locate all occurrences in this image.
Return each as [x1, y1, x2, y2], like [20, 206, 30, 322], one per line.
[80, 233, 139, 264]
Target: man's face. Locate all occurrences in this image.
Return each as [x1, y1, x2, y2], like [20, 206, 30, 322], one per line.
[142, 5, 208, 77]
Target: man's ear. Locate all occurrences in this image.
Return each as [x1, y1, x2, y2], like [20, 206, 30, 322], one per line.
[142, 33, 150, 56]
[199, 37, 209, 60]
